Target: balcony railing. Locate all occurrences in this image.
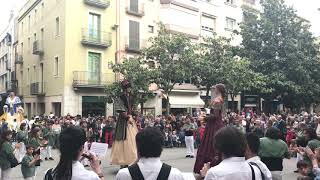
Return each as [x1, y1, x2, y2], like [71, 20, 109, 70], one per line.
[15, 53, 23, 64]
[83, 0, 110, 8]
[125, 38, 148, 53]
[126, 3, 145, 17]
[33, 40, 44, 55]
[81, 28, 112, 48]
[73, 71, 114, 88]
[30, 82, 46, 95]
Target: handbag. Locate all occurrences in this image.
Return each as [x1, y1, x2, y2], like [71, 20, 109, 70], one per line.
[7, 152, 19, 168]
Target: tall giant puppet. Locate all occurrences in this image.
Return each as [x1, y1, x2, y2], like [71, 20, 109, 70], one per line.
[0, 91, 24, 128]
[110, 80, 138, 167]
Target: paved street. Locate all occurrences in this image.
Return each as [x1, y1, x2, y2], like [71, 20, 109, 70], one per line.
[9, 148, 298, 180]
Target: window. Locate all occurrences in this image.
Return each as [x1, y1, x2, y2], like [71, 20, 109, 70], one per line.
[201, 15, 216, 33]
[88, 13, 101, 41]
[225, 17, 236, 30]
[225, 0, 235, 5]
[55, 17, 60, 36]
[148, 25, 154, 33]
[88, 52, 101, 83]
[34, 9, 37, 23]
[129, 20, 140, 49]
[54, 57, 59, 76]
[28, 15, 31, 32]
[21, 43, 23, 55]
[28, 38, 31, 52]
[41, 3, 44, 19]
[130, 0, 139, 13]
[41, 28, 44, 41]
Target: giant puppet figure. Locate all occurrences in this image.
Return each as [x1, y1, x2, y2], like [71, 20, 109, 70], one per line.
[0, 91, 24, 128]
[110, 80, 138, 167]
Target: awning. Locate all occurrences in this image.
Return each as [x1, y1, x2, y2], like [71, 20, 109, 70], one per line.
[169, 94, 205, 108]
[244, 104, 257, 108]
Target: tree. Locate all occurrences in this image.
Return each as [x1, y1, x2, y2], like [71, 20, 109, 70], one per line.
[193, 35, 233, 106]
[240, 0, 320, 110]
[222, 58, 270, 111]
[144, 24, 197, 115]
[105, 57, 154, 113]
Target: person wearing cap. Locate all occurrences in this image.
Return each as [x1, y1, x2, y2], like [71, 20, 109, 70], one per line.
[110, 80, 138, 168]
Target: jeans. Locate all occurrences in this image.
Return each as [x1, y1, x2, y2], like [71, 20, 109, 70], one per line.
[185, 136, 195, 156]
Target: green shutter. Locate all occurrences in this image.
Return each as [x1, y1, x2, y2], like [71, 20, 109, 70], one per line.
[130, 0, 139, 12]
[129, 20, 140, 50]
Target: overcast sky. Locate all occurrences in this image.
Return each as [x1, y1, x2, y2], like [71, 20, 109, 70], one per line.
[0, 0, 319, 36]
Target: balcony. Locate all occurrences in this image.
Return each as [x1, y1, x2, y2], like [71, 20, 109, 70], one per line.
[73, 71, 114, 88]
[83, 0, 110, 8]
[165, 24, 200, 39]
[32, 40, 44, 55]
[125, 38, 148, 53]
[30, 82, 46, 96]
[15, 54, 23, 64]
[81, 28, 112, 48]
[126, 3, 145, 17]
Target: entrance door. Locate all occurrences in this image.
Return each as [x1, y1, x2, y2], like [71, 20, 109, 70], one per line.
[88, 52, 101, 84]
[82, 96, 105, 117]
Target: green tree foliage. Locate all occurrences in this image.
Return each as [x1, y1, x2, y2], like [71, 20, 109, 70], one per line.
[144, 24, 197, 115]
[240, 0, 320, 109]
[105, 57, 154, 111]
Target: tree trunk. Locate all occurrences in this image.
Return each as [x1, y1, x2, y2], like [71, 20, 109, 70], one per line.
[231, 93, 235, 112]
[166, 97, 170, 116]
[140, 101, 144, 115]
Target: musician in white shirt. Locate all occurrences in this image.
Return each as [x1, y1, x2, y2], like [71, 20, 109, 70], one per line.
[200, 127, 263, 180]
[116, 127, 184, 180]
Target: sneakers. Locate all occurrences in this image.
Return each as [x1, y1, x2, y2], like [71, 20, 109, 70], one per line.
[49, 157, 54, 160]
[186, 155, 190, 158]
[45, 158, 48, 161]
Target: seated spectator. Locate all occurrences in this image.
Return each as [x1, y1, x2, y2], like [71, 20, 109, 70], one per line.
[259, 127, 290, 180]
[200, 127, 263, 180]
[116, 127, 184, 180]
[45, 126, 104, 180]
[245, 133, 272, 180]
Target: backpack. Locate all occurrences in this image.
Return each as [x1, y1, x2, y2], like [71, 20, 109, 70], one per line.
[128, 163, 171, 180]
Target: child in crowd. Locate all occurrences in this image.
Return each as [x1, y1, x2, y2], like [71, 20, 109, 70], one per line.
[80, 135, 95, 167]
[21, 145, 40, 180]
[42, 121, 55, 160]
[172, 130, 179, 147]
[297, 160, 315, 179]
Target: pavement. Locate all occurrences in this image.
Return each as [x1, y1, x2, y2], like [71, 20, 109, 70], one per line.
[9, 148, 298, 180]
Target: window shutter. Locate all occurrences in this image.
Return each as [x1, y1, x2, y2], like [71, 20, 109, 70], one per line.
[130, 0, 139, 13]
[129, 20, 140, 50]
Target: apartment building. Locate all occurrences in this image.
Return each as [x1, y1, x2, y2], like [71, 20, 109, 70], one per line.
[16, 0, 116, 117]
[0, 11, 17, 106]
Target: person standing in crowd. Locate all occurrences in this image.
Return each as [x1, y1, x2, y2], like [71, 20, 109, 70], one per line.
[245, 133, 272, 180]
[43, 121, 55, 160]
[304, 127, 320, 151]
[194, 84, 225, 174]
[182, 117, 195, 158]
[259, 127, 290, 180]
[111, 80, 138, 168]
[0, 130, 17, 180]
[101, 116, 115, 147]
[45, 126, 104, 180]
[21, 145, 40, 180]
[116, 127, 184, 180]
[200, 127, 263, 180]
[52, 119, 61, 149]
[29, 127, 44, 161]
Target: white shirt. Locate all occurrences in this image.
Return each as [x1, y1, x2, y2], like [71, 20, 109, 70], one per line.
[246, 156, 272, 180]
[71, 161, 100, 180]
[205, 157, 263, 180]
[116, 157, 184, 180]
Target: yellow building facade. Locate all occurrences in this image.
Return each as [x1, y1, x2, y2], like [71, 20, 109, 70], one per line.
[16, 0, 116, 117]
